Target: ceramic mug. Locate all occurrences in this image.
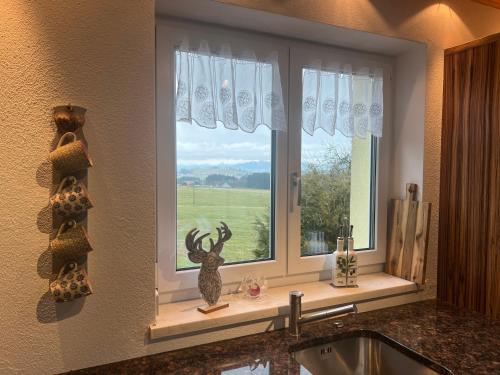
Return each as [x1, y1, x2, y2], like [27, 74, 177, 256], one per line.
[50, 262, 92, 302]
[50, 176, 93, 217]
[50, 220, 93, 257]
[49, 132, 93, 173]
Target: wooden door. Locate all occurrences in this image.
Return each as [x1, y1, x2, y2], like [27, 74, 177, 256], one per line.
[438, 34, 500, 319]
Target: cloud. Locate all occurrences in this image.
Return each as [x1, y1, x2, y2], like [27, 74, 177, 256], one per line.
[178, 141, 271, 163]
[178, 142, 270, 152]
[178, 159, 263, 166]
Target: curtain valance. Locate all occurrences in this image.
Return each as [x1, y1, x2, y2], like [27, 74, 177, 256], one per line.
[175, 41, 286, 133]
[302, 64, 384, 138]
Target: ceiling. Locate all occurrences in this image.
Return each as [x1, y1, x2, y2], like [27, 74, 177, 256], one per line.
[155, 0, 423, 56]
[470, 0, 500, 9]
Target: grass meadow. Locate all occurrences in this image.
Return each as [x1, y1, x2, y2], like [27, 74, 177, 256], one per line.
[176, 185, 270, 269]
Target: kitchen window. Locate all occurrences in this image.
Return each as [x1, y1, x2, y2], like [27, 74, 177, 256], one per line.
[156, 20, 392, 302]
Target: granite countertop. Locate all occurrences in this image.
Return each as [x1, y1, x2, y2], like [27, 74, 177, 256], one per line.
[71, 300, 500, 374]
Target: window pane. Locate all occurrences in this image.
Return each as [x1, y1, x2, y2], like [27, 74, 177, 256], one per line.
[176, 122, 274, 270]
[300, 130, 374, 256]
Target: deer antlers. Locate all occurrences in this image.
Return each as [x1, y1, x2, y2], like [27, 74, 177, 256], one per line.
[210, 222, 232, 254]
[185, 222, 232, 263]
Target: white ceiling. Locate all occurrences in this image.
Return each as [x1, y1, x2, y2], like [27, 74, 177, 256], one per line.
[155, 0, 423, 56]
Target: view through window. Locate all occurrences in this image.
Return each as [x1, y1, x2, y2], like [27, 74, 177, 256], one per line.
[172, 42, 379, 272]
[176, 122, 273, 270]
[300, 129, 374, 256]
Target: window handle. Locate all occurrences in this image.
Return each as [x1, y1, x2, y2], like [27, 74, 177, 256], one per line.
[291, 172, 301, 212]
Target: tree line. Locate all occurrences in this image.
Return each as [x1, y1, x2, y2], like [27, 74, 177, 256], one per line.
[178, 172, 271, 190]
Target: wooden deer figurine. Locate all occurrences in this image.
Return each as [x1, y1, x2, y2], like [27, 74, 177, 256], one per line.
[185, 222, 232, 307]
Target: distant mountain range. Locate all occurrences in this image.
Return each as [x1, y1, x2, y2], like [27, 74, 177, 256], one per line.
[177, 161, 271, 179]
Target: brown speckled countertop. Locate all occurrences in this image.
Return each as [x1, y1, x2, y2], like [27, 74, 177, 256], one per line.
[70, 300, 500, 374]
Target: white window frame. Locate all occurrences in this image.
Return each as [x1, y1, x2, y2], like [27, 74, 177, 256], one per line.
[156, 19, 393, 302]
[156, 20, 289, 298]
[287, 41, 393, 275]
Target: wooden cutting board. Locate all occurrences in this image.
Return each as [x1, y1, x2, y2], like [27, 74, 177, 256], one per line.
[386, 183, 431, 286]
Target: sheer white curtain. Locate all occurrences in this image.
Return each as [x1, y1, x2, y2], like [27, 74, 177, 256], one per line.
[302, 63, 384, 138]
[175, 41, 286, 132]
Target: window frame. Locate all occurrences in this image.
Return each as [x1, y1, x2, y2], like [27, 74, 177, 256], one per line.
[286, 41, 393, 275]
[156, 19, 393, 302]
[156, 20, 289, 299]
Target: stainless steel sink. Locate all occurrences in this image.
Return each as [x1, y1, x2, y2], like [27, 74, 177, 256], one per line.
[293, 330, 452, 375]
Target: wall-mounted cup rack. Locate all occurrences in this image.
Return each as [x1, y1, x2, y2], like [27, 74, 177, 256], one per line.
[49, 104, 93, 303]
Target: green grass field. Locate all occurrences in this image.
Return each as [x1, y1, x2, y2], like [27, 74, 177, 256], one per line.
[176, 185, 270, 269]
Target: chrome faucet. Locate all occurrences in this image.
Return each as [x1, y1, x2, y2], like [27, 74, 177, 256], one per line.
[289, 291, 357, 336]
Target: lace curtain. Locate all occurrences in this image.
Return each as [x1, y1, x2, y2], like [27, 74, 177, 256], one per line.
[302, 65, 384, 138]
[175, 41, 286, 132]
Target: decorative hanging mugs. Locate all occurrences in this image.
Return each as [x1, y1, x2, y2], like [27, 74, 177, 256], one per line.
[50, 262, 93, 302]
[49, 132, 93, 173]
[50, 220, 93, 257]
[48, 105, 94, 303]
[50, 176, 93, 217]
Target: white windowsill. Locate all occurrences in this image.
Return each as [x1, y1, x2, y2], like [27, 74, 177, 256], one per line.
[150, 272, 418, 340]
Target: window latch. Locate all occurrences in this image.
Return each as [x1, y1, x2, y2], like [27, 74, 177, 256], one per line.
[291, 172, 301, 212]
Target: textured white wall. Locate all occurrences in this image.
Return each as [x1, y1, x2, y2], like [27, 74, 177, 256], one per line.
[220, 0, 500, 298]
[0, 1, 155, 374]
[391, 45, 427, 202]
[2, 0, 500, 374]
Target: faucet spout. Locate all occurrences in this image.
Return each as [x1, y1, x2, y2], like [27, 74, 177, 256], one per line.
[289, 291, 357, 337]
